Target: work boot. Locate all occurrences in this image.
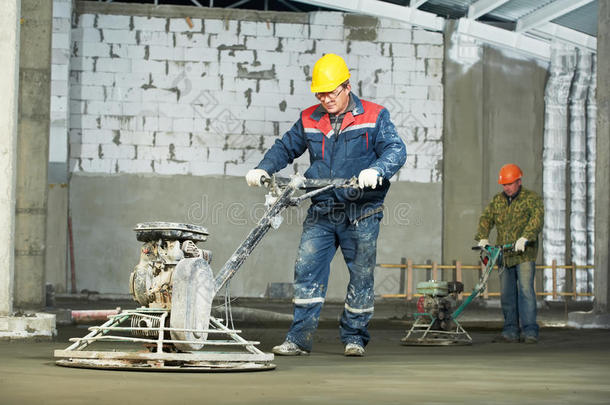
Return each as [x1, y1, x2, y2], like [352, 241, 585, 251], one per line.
[344, 343, 365, 357]
[491, 334, 519, 343]
[523, 336, 538, 344]
[272, 341, 309, 356]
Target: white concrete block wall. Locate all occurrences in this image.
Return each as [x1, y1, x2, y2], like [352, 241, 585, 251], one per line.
[67, 11, 444, 183]
[49, 0, 73, 165]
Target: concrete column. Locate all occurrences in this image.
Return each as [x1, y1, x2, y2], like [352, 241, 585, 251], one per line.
[14, 0, 52, 309]
[594, 1, 610, 313]
[0, 0, 21, 316]
[45, 0, 72, 294]
[442, 21, 485, 271]
[568, 2, 610, 327]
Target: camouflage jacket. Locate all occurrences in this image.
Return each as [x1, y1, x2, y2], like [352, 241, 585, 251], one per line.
[475, 187, 544, 268]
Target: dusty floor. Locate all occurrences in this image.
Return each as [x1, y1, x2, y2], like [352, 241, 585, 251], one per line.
[1, 324, 609, 405]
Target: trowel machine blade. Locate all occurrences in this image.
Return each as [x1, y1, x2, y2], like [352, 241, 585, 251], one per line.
[169, 258, 215, 351]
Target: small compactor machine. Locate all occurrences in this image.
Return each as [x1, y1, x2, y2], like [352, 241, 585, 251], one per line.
[401, 243, 512, 346]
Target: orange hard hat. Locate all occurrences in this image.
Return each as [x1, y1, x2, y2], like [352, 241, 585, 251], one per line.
[498, 164, 523, 185]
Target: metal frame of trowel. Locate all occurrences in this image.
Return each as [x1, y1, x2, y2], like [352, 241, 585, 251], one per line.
[55, 308, 275, 371]
[402, 244, 511, 346]
[55, 175, 356, 371]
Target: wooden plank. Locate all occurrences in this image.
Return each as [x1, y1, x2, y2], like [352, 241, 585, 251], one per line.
[456, 261, 463, 300]
[376, 260, 596, 301]
[571, 263, 577, 298]
[407, 259, 413, 301]
[399, 257, 407, 294]
[552, 259, 558, 300]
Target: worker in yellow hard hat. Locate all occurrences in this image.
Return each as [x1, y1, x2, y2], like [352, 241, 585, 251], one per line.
[246, 53, 406, 357]
[475, 164, 544, 344]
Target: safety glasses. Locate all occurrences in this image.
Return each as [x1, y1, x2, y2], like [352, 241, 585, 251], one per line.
[315, 85, 346, 101]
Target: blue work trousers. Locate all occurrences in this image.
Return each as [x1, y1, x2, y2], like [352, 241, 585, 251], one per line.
[285, 209, 381, 351]
[499, 261, 539, 339]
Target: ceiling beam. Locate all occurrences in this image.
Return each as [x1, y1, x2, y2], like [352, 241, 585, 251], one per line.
[289, 0, 445, 31]
[457, 18, 550, 60]
[467, 0, 511, 20]
[531, 22, 597, 51]
[516, 0, 596, 33]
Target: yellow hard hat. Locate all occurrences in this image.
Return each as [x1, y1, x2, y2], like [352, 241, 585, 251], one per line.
[310, 54, 351, 93]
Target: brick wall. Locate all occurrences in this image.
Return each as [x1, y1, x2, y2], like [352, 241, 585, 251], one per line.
[67, 8, 443, 182]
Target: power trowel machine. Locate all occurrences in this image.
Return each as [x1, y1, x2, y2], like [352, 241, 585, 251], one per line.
[401, 243, 514, 346]
[55, 175, 357, 371]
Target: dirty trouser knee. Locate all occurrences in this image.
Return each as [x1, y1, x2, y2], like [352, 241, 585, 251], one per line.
[285, 214, 337, 351]
[500, 261, 538, 339]
[338, 214, 381, 347]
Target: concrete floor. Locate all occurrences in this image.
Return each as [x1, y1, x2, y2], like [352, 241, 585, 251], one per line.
[0, 324, 609, 405]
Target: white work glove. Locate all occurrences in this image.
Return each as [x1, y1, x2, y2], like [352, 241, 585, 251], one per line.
[245, 169, 269, 187]
[514, 237, 528, 252]
[478, 239, 489, 248]
[358, 168, 382, 189]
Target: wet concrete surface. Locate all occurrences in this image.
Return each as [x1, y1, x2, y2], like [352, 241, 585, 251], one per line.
[1, 323, 609, 405]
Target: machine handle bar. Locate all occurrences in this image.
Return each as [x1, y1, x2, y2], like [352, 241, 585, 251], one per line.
[471, 242, 521, 251]
[472, 243, 515, 250]
[261, 175, 357, 189]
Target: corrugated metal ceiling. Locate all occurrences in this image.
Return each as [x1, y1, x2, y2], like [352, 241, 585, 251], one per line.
[552, 1, 598, 36]
[487, 0, 558, 20]
[416, 0, 598, 36]
[416, 0, 476, 19]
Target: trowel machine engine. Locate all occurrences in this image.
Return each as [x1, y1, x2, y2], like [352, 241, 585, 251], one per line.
[128, 222, 211, 335]
[416, 280, 464, 331]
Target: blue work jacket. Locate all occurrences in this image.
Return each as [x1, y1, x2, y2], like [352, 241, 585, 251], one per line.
[256, 93, 407, 221]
